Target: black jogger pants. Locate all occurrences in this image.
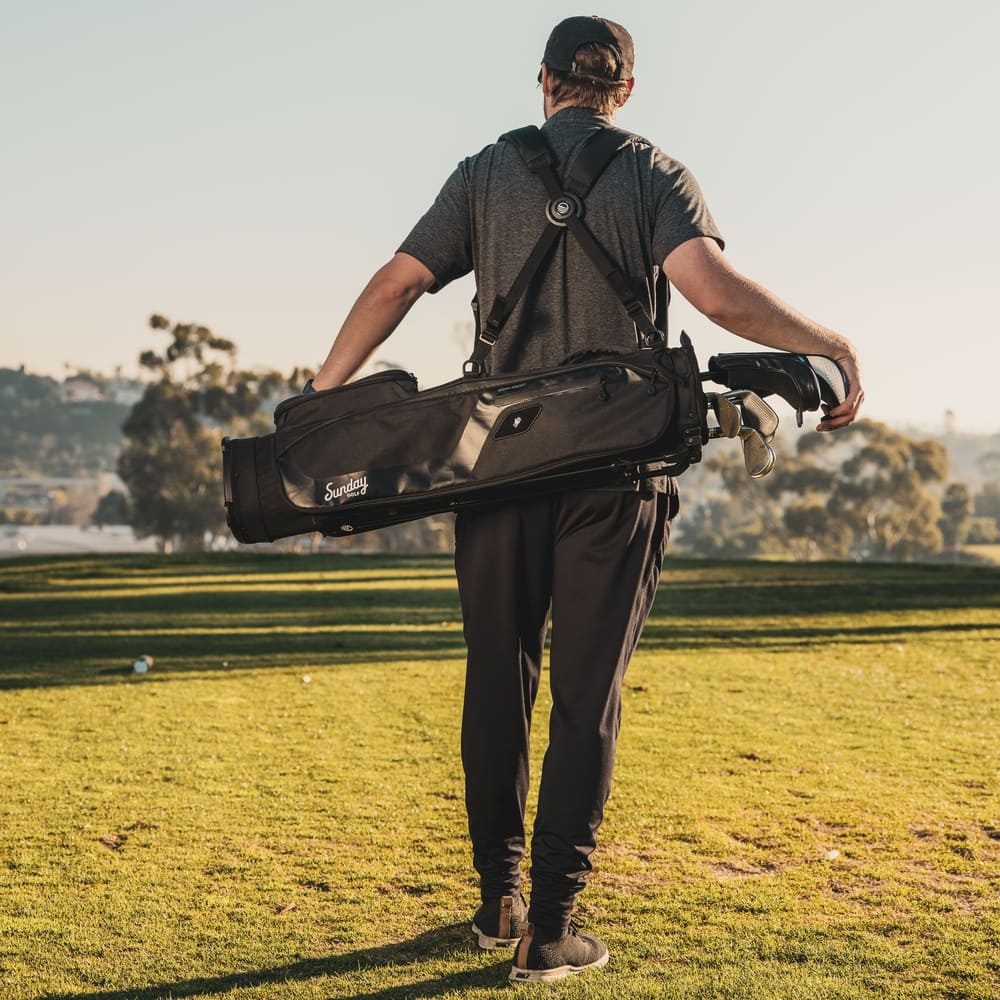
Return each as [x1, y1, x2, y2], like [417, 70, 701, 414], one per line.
[454, 487, 671, 936]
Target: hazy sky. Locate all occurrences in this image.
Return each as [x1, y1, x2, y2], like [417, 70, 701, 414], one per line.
[2, 1, 997, 431]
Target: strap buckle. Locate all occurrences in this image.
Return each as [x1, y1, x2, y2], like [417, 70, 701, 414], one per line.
[623, 300, 663, 349]
[545, 192, 583, 228]
[624, 298, 648, 322]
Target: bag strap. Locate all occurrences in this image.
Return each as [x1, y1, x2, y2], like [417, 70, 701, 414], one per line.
[654, 267, 669, 340]
[465, 125, 664, 376]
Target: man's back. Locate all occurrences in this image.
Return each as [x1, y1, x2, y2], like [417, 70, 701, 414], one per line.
[399, 107, 722, 374]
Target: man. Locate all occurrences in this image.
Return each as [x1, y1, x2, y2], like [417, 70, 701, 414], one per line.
[311, 16, 864, 984]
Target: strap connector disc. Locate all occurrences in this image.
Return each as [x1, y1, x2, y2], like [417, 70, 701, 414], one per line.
[546, 192, 583, 228]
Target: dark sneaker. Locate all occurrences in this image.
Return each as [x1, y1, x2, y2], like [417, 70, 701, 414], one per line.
[509, 922, 609, 983]
[472, 892, 528, 949]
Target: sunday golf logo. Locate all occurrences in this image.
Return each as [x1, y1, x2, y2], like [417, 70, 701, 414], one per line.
[323, 474, 369, 504]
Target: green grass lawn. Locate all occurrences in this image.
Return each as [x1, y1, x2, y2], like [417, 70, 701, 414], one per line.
[1, 553, 998, 1000]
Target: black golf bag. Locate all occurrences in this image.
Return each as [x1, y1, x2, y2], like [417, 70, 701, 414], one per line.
[223, 337, 707, 542]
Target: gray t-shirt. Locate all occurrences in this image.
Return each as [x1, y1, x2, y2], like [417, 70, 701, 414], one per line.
[399, 106, 724, 376]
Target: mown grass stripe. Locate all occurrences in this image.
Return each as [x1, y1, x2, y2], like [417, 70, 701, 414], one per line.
[1, 554, 998, 999]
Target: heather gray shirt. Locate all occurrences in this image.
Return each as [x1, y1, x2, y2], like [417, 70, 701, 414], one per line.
[399, 107, 724, 376]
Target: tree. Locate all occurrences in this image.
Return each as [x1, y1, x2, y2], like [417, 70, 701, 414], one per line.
[674, 451, 775, 558]
[964, 518, 998, 545]
[939, 482, 973, 553]
[677, 419, 950, 562]
[827, 420, 948, 560]
[783, 498, 850, 561]
[118, 316, 306, 551]
[974, 482, 1000, 525]
[94, 489, 131, 528]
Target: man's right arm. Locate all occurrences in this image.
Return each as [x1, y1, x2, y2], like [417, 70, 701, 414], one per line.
[311, 253, 436, 391]
[663, 236, 864, 431]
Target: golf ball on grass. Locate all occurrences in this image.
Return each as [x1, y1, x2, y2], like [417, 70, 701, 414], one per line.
[132, 655, 154, 674]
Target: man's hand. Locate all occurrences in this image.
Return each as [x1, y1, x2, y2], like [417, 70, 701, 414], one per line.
[817, 353, 864, 432]
[664, 237, 865, 431]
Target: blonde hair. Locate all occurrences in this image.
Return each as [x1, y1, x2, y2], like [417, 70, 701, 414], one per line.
[546, 43, 631, 116]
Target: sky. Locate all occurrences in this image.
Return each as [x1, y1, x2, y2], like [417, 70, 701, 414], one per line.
[2, 1, 997, 432]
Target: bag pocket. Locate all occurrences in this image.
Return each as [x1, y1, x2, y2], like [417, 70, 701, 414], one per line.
[273, 369, 418, 430]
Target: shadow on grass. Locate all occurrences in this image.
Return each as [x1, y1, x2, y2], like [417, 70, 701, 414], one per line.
[3, 555, 998, 690]
[41, 923, 512, 1000]
[2, 619, 998, 693]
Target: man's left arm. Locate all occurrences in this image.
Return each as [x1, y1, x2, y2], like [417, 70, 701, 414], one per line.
[663, 236, 865, 431]
[312, 253, 437, 391]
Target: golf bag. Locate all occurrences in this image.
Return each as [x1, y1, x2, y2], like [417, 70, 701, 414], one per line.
[223, 337, 707, 542]
[222, 123, 715, 543]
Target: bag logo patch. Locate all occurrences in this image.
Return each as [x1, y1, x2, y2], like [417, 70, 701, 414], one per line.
[323, 475, 369, 503]
[495, 404, 542, 439]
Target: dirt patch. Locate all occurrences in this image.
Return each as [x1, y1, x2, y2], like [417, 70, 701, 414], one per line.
[712, 861, 784, 880]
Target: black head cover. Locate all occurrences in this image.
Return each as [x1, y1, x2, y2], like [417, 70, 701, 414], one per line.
[705, 353, 847, 427]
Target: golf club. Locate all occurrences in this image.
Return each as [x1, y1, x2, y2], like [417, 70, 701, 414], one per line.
[706, 392, 742, 439]
[739, 426, 776, 478]
[728, 390, 779, 443]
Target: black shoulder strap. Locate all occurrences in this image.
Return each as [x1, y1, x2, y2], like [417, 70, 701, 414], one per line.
[465, 125, 663, 376]
[565, 126, 633, 196]
[501, 126, 563, 198]
[654, 268, 670, 340]
[573, 130, 669, 340]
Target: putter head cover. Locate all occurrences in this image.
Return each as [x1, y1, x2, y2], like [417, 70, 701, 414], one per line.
[705, 354, 848, 427]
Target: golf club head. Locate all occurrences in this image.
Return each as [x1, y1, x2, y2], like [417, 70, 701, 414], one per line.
[706, 392, 742, 439]
[728, 390, 779, 443]
[739, 427, 776, 478]
[805, 355, 849, 406]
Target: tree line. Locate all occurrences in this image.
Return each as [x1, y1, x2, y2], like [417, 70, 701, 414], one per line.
[675, 423, 999, 561]
[7, 314, 998, 559]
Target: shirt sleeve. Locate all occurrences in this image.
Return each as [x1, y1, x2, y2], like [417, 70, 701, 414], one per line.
[397, 161, 474, 294]
[650, 151, 725, 264]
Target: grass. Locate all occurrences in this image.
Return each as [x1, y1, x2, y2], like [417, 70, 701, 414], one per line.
[1, 553, 998, 1000]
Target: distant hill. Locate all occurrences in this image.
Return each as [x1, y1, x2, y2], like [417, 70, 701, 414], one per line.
[1, 368, 136, 477]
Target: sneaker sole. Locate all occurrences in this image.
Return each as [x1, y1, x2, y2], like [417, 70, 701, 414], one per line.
[471, 922, 521, 950]
[509, 948, 610, 983]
